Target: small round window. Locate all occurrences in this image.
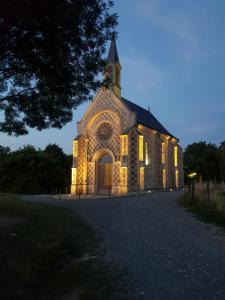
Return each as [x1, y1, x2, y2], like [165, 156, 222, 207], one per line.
[96, 123, 113, 141]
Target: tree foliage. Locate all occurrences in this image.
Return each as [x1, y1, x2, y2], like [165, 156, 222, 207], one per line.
[219, 141, 225, 181]
[183, 141, 224, 184]
[0, 0, 117, 135]
[0, 145, 11, 159]
[0, 144, 72, 194]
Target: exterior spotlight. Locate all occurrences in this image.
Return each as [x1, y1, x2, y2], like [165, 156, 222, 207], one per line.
[188, 172, 197, 202]
[148, 190, 152, 193]
[188, 172, 197, 178]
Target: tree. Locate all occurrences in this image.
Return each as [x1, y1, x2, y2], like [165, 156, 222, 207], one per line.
[183, 141, 208, 183]
[201, 143, 221, 203]
[183, 141, 222, 203]
[219, 141, 225, 182]
[0, 144, 72, 194]
[45, 144, 67, 166]
[0, 145, 11, 159]
[44, 144, 72, 189]
[0, 0, 117, 135]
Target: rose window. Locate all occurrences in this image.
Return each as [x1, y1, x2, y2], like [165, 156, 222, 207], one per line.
[96, 123, 113, 141]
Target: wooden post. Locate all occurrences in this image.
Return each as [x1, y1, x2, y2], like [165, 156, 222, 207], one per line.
[207, 181, 210, 207]
[188, 180, 191, 198]
[191, 179, 195, 203]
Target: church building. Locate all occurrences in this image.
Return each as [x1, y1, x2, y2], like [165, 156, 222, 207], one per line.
[71, 38, 183, 195]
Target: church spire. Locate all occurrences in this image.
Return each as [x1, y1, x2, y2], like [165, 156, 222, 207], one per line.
[105, 36, 121, 98]
[108, 36, 120, 64]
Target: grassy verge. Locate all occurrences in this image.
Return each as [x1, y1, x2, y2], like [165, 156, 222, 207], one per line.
[0, 193, 135, 300]
[179, 192, 225, 231]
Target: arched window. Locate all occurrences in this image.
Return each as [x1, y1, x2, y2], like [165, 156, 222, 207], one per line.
[139, 135, 144, 161]
[174, 146, 178, 167]
[145, 142, 149, 165]
[162, 142, 166, 164]
[99, 153, 112, 164]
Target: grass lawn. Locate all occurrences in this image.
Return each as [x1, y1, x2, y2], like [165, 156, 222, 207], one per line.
[179, 193, 225, 231]
[0, 194, 134, 300]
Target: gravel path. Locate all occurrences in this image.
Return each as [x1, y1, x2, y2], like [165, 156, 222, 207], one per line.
[22, 192, 225, 300]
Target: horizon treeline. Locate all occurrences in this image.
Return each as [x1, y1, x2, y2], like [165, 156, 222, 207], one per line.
[0, 144, 72, 194]
[0, 140, 224, 194]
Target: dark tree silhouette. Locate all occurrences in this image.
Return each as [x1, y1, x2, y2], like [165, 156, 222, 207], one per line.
[0, 0, 117, 135]
[219, 141, 225, 182]
[0, 144, 72, 194]
[183, 141, 222, 203]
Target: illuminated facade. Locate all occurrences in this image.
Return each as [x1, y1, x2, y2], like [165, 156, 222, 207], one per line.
[71, 38, 183, 195]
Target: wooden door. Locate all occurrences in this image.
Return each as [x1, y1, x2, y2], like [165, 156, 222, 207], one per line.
[98, 163, 112, 189]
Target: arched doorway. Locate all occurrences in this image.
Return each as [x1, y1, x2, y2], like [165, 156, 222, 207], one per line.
[97, 153, 112, 193]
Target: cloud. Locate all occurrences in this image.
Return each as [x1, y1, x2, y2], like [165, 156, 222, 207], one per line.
[121, 56, 166, 93]
[184, 123, 221, 136]
[133, 0, 224, 60]
[138, 1, 196, 43]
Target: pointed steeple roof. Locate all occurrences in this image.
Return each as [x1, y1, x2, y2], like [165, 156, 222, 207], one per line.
[108, 36, 120, 64]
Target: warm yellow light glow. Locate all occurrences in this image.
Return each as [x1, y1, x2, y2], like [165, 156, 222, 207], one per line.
[71, 168, 77, 184]
[73, 140, 78, 157]
[71, 167, 77, 195]
[162, 142, 166, 164]
[162, 168, 166, 188]
[174, 146, 178, 167]
[120, 135, 128, 156]
[175, 170, 179, 188]
[145, 142, 149, 165]
[120, 167, 127, 193]
[188, 172, 197, 178]
[140, 167, 145, 189]
[139, 135, 144, 161]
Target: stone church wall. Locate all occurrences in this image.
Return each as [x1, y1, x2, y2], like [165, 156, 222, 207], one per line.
[71, 88, 183, 195]
[127, 128, 139, 191]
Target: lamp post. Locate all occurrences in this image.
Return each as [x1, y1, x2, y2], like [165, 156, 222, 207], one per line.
[188, 172, 197, 203]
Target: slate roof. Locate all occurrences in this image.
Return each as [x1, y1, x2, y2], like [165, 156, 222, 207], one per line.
[73, 135, 81, 141]
[108, 37, 120, 64]
[121, 97, 178, 140]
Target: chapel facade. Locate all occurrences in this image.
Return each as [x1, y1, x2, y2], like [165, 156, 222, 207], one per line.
[71, 38, 183, 195]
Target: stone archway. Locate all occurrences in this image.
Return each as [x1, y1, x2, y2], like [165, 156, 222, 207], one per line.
[91, 148, 115, 195]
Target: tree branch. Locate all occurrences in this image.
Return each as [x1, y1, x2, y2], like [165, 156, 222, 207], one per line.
[0, 87, 36, 103]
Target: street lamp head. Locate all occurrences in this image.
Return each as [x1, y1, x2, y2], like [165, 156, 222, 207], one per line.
[188, 172, 197, 178]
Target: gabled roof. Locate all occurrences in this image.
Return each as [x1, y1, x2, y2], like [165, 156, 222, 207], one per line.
[121, 97, 178, 140]
[108, 37, 120, 64]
